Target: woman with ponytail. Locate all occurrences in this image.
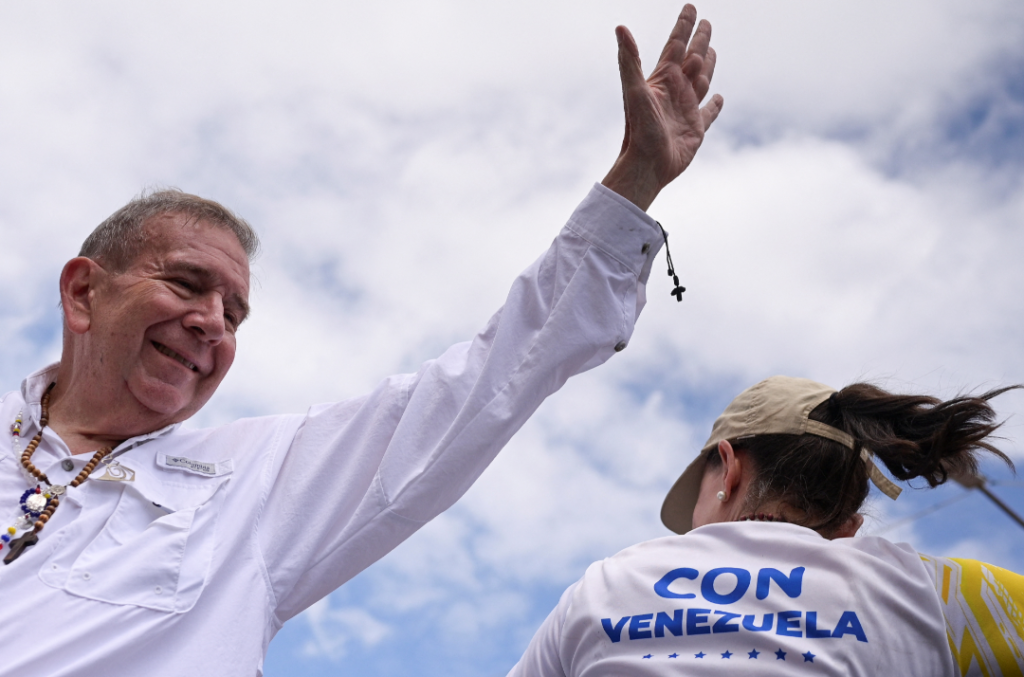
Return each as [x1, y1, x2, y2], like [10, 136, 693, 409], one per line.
[508, 376, 1024, 677]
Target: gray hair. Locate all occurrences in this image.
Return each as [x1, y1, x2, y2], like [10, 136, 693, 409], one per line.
[79, 188, 261, 271]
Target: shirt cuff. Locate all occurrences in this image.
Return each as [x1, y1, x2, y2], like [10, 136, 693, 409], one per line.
[564, 183, 664, 278]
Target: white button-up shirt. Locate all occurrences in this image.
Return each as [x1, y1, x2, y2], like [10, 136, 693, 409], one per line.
[0, 185, 661, 677]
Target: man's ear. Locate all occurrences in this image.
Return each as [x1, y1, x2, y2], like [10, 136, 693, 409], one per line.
[60, 257, 102, 335]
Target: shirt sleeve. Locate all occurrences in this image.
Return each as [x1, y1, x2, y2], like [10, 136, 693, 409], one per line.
[507, 581, 579, 677]
[919, 554, 1024, 677]
[257, 184, 664, 621]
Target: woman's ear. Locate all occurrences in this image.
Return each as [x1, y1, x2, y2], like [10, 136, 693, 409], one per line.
[718, 439, 743, 501]
[60, 257, 101, 335]
[830, 513, 864, 539]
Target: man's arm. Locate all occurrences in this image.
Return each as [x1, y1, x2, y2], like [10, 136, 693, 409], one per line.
[257, 4, 723, 621]
[602, 3, 724, 211]
[260, 186, 661, 620]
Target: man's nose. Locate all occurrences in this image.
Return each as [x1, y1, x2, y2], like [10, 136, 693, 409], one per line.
[185, 293, 226, 342]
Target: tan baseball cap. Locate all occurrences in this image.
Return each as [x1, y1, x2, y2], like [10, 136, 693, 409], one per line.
[660, 375, 901, 534]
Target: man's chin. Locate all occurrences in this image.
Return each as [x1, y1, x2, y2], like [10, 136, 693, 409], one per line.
[129, 381, 204, 424]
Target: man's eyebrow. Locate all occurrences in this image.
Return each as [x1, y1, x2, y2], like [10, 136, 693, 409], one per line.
[164, 261, 216, 282]
[231, 295, 251, 325]
[164, 261, 250, 324]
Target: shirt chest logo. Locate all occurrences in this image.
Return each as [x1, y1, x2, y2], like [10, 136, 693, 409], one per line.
[159, 454, 232, 477]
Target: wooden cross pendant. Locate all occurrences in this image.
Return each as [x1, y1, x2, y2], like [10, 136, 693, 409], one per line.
[3, 531, 38, 565]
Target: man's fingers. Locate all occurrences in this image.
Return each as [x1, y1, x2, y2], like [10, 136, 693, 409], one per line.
[702, 46, 718, 88]
[691, 46, 716, 101]
[692, 74, 711, 103]
[681, 52, 703, 82]
[657, 4, 697, 66]
[616, 25, 646, 93]
[700, 93, 724, 129]
[685, 19, 712, 62]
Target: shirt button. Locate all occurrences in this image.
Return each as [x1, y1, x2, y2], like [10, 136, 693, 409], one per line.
[155, 586, 162, 595]
[614, 340, 627, 352]
[641, 242, 651, 254]
[61, 459, 74, 472]
[82, 572, 91, 580]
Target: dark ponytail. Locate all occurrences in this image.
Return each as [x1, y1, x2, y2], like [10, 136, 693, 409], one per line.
[720, 383, 1018, 537]
[827, 384, 1015, 487]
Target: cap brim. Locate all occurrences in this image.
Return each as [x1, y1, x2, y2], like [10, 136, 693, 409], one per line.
[660, 451, 708, 534]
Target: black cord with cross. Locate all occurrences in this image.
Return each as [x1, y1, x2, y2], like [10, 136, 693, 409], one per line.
[657, 222, 685, 302]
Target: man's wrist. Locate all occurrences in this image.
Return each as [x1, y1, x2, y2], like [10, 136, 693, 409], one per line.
[600, 160, 662, 212]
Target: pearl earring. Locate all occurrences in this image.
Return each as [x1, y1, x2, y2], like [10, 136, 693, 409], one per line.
[716, 491, 726, 502]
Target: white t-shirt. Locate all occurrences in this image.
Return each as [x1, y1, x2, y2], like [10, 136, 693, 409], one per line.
[510, 522, 955, 677]
[0, 184, 662, 677]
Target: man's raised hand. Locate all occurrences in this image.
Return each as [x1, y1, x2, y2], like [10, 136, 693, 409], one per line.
[601, 4, 724, 211]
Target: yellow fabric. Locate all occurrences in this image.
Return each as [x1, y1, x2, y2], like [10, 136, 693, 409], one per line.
[921, 555, 1024, 677]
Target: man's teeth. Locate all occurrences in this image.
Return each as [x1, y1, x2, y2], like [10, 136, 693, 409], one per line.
[154, 343, 198, 372]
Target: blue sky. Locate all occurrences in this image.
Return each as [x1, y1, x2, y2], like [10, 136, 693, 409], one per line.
[1, 1, 1023, 675]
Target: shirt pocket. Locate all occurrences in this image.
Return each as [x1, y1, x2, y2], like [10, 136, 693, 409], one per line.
[40, 472, 230, 613]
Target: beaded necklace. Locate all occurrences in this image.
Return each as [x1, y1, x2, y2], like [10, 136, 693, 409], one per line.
[2, 383, 111, 565]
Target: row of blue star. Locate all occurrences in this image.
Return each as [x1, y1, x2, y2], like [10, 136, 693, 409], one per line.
[640, 649, 816, 662]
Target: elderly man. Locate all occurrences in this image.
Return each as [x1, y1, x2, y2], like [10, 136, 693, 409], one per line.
[0, 6, 722, 676]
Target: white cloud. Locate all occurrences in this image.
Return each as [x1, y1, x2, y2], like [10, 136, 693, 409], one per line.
[3, 1, 1023, 675]
[301, 597, 391, 659]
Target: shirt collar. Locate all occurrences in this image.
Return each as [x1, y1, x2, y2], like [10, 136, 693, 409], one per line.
[20, 362, 60, 429]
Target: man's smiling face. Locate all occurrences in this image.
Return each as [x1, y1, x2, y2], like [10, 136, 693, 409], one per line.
[87, 212, 251, 424]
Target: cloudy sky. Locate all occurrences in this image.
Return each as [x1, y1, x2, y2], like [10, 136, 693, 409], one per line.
[2, 0, 1023, 675]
